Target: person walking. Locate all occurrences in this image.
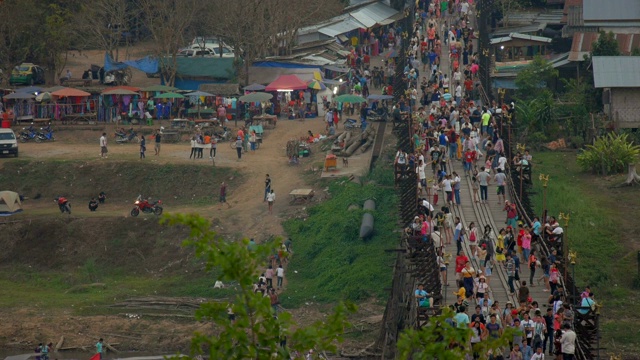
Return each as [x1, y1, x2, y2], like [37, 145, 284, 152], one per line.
[154, 130, 161, 156]
[264, 174, 272, 202]
[506, 253, 516, 295]
[560, 323, 576, 359]
[235, 136, 243, 160]
[494, 168, 507, 204]
[96, 338, 104, 360]
[276, 264, 284, 288]
[452, 171, 461, 206]
[218, 182, 231, 209]
[189, 136, 197, 159]
[99, 132, 108, 158]
[249, 131, 257, 152]
[267, 189, 276, 214]
[139, 135, 146, 159]
[210, 135, 217, 159]
[476, 167, 490, 204]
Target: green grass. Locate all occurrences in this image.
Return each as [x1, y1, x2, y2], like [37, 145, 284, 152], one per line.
[282, 157, 397, 307]
[0, 267, 231, 314]
[528, 151, 640, 355]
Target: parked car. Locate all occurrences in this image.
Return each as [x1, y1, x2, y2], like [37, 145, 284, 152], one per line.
[176, 48, 214, 57]
[10, 63, 45, 85]
[190, 44, 235, 58]
[0, 128, 19, 157]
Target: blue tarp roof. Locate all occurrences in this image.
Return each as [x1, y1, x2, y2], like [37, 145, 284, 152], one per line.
[104, 53, 159, 74]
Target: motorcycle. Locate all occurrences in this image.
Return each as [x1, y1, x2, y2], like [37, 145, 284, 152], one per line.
[35, 125, 55, 143]
[115, 128, 139, 143]
[213, 126, 230, 142]
[344, 118, 367, 131]
[19, 126, 38, 143]
[131, 195, 163, 217]
[54, 197, 71, 214]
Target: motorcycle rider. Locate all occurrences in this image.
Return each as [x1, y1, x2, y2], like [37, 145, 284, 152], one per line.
[55, 196, 71, 214]
[88, 198, 99, 211]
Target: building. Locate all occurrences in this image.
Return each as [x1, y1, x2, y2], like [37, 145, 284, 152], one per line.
[592, 56, 640, 129]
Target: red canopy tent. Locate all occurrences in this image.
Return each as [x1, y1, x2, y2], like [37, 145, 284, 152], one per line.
[265, 75, 308, 92]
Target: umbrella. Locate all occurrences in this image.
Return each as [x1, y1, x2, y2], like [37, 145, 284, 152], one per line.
[334, 94, 367, 103]
[16, 86, 45, 94]
[244, 83, 266, 91]
[36, 92, 52, 102]
[186, 90, 215, 97]
[239, 92, 273, 102]
[102, 88, 139, 95]
[154, 92, 184, 99]
[44, 85, 65, 93]
[307, 80, 326, 91]
[382, 49, 398, 59]
[51, 88, 91, 97]
[4, 92, 35, 100]
[141, 85, 177, 92]
[108, 85, 141, 92]
[367, 94, 394, 100]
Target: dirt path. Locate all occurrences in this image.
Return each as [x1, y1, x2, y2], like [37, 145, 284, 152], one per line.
[15, 118, 328, 239]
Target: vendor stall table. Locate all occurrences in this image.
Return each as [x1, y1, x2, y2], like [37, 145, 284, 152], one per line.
[289, 189, 315, 205]
[252, 114, 277, 128]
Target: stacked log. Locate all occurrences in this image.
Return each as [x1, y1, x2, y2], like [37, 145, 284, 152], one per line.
[332, 126, 376, 157]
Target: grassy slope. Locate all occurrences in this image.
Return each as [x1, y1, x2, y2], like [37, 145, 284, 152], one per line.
[529, 152, 640, 355]
[0, 160, 241, 205]
[282, 162, 397, 307]
[0, 160, 243, 314]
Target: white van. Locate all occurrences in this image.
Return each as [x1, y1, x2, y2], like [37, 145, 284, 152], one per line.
[0, 128, 18, 157]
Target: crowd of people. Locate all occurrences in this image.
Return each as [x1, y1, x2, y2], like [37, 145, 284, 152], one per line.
[384, 1, 596, 359]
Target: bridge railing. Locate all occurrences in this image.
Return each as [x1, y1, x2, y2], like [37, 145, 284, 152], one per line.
[501, 116, 599, 360]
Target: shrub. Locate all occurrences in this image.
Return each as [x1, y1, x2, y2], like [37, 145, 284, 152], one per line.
[528, 132, 548, 150]
[577, 133, 640, 175]
[569, 135, 585, 149]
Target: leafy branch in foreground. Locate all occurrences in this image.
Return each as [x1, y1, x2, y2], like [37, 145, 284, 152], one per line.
[397, 308, 517, 360]
[161, 213, 356, 359]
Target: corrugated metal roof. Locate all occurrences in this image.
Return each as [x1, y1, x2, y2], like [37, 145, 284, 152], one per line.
[318, 16, 367, 37]
[592, 56, 640, 88]
[350, 2, 398, 28]
[569, 32, 640, 61]
[350, 11, 377, 28]
[490, 33, 552, 45]
[503, 9, 563, 26]
[492, 23, 547, 37]
[583, 0, 640, 21]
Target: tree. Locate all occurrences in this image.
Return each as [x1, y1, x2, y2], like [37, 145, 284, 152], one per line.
[591, 31, 620, 57]
[41, 3, 78, 84]
[76, 0, 137, 61]
[203, 0, 342, 84]
[514, 56, 558, 101]
[397, 309, 516, 359]
[162, 213, 355, 359]
[0, 0, 41, 85]
[138, 0, 204, 86]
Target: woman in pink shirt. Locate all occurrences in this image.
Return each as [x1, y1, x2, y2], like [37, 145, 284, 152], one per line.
[522, 227, 532, 262]
[421, 218, 430, 243]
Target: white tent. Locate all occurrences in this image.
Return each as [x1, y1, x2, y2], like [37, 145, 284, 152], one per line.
[0, 191, 23, 216]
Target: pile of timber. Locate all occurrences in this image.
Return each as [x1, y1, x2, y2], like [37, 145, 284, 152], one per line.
[332, 126, 376, 157]
[108, 296, 212, 312]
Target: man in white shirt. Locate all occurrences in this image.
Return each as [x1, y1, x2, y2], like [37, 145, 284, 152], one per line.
[497, 154, 507, 172]
[99, 132, 108, 158]
[560, 324, 576, 358]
